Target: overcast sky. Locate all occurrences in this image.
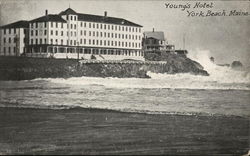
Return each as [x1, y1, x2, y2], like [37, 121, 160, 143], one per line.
[0, 0, 249, 65]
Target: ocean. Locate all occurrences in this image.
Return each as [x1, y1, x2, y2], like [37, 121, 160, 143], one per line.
[0, 53, 249, 155]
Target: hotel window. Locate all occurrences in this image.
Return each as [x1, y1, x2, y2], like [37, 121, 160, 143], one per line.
[129, 42, 131, 47]
[13, 47, 16, 53]
[80, 30, 82, 36]
[122, 42, 124, 47]
[84, 30, 86, 36]
[96, 40, 98, 45]
[70, 40, 72, 45]
[80, 39, 82, 44]
[14, 29, 16, 34]
[66, 15, 69, 20]
[111, 41, 113, 46]
[136, 28, 138, 32]
[132, 43, 134, 47]
[36, 39, 38, 44]
[67, 24, 69, 29]
[84, 39, 86, 44]
[119, 26, 121, 31]
[61, 31, 63, 36]
[108, 40, 110, 46]
[56, 31, 58, 36]
[122, 34, 124, 39]
[115, 26, 117, 30]
[40, 39, 42, 44]
[81, 22, 82, 27]
[74, 16, 76, 20]
[36, 23, 38, 28]
[104, 32, 106, 37]
[51, 22, 53, 27]
[74, 24, 76, 29]
[71, 24, 73, 29]
[104, 40, 106, 46]
[115, 41, 117, 46]
[89, 23, 91, 28]
[100, 32, 102, 37]
[89, 31, 91, 36]
[9, 29, 11, 34]
[4, 47, 6, 53]
[61, 39, 63, 45]
[93, 31, 95, 36]
[100, 40, 102, 45]
[135, 43, 137, 48]
[118, 34, 120, 38]
[111, 33, 113, 38]
[3, 38, 6, 43]
[132, 28, 134, 32]
[96, 31, 99, 37]
[31, 39, 33, 44]
[104, 24, 106, 29]
[126, 27, 128, 31]
[139, 28, 141, 33]
[9, 47, 11, 53]
[31, 30, 33, 36]
[132, 35, 134, 39]
[84, 22, 86, 27]
[56, 22, 58, 28]
[93, 23, 95, 28]
[51, 30, 53, 35]
[36, 30, 38, 36]
[44, 39, 46, 44]
[125, 42, 127, 47]
[100, 24, 102, 29]
[44, 30, 47, 35]
[126, 34, 127, 39]
[111, 25, 113, 30]
[129, 27, 131, 32]
[61, 23, 63, 28]
[108, 33, 110, 38]
[139, 43, 140, 47]
[71, 16, 73, 20]
[4, 29, 6, 34]
[9, 38, 11, 43]
[122, 26, 124, 31]
[89, 39, 91, 45]
[74, 40, 76, 45]
[108, 25, 110, 30]
[71, 31, 73, 36]
[129, 35, 131, 39]
[135, 35, 137, 40]
[97, 24, 99, 29]
[92, 40, 95, 45]
[74, 32, 76, 36]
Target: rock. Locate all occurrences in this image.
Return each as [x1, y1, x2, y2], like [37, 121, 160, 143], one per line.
[231, 61, 243, 69]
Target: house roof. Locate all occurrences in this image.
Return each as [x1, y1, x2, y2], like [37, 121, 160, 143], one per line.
[0, 20, 29, 29]
[29, 14, 67, 23]
[59, 8, 142, 27]
[144, 31, 165, 41]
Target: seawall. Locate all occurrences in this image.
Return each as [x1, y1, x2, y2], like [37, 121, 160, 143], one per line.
[0, 56, 208, 80]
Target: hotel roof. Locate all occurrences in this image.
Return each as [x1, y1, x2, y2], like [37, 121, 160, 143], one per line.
[0, 20, 29, 29]
[29, 14, 67, 23]
[60, 8, 142, 27]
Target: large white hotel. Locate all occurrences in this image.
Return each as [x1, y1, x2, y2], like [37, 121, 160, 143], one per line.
[0, 8, 144, 61]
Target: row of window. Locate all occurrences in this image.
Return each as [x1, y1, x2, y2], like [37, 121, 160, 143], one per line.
[30, 29, 141, 40]
[30, 21, 141, 33]
[2, 37, 26, 44]
[3, 47, 17, 53]
[30, 38, 141, 48]
[3, 28, 27, 35]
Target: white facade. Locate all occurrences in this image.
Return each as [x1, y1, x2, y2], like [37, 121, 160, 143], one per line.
[0, 27, 27, 56]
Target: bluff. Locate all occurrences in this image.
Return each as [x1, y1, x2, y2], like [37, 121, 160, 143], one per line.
[0, 55, 208, 80]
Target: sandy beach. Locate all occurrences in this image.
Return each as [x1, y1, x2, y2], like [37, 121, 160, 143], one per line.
[0, 107, 248, 155]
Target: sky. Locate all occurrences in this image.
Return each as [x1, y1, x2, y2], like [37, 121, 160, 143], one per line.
[0, 0, 249, 65]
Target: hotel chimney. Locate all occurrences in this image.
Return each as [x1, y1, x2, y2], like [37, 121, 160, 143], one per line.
[104, 11, 107, 17]
[45, 9, 48, 16]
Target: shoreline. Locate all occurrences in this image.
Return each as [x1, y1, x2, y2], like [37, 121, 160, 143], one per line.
[0, 107, 249, 155]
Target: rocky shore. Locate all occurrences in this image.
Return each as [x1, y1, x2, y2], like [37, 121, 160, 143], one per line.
[0, 55, 208, 80]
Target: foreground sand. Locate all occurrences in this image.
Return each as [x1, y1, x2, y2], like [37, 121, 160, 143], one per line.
[0, 107, 249, 155]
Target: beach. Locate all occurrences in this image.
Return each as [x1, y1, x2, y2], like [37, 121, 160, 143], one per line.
[0, 107, 249, 155]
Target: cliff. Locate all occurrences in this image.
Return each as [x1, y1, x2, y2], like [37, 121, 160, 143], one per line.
[0, 55, 208, 80]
